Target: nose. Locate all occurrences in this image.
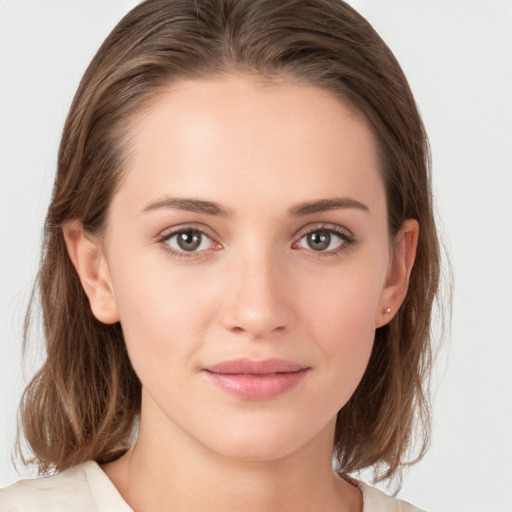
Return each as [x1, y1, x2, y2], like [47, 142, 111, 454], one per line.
[220, 250, 296, 340]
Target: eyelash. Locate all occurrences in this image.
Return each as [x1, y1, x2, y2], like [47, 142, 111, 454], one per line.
[294, 224, 356, 258]
[156, 224, 356, 260]
[157, 226, 218, 260]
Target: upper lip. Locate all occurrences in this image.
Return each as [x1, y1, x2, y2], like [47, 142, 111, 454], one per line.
[204, 358, 309, 375]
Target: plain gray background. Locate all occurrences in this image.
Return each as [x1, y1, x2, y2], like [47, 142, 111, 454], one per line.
[1, 1, 511, 511]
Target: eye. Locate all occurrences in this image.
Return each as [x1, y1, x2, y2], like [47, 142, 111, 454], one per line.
[296, 227, 353, 253]
[164, 229, 215, 253]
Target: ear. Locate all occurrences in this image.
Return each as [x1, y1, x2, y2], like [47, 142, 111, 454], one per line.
[375, 219, 419, 328]
[62, 220, 120, 324]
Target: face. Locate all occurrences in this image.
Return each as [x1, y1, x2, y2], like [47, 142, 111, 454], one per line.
[84, 76, 404, 461]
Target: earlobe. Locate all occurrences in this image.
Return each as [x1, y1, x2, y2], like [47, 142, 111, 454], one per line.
[375, 219, 419, 328]
[62, 220, 120, 324]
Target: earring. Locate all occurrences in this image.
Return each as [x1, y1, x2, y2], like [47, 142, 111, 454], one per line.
[381, 307, 391, 314]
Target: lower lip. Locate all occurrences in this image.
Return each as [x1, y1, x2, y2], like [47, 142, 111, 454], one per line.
[203, 369, 309, 400]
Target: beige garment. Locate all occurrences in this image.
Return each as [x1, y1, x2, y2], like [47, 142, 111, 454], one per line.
[0, 461, 424, 511]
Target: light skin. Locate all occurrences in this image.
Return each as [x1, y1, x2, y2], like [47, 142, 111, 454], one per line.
[64, 75, 418, 512]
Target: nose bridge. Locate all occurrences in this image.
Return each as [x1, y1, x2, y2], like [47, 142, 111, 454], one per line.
[221, 241, 294, 338]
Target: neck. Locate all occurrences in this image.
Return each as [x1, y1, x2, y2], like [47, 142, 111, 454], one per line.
[102, 397, 362, 512]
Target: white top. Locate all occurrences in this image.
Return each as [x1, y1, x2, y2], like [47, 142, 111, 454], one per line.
[0, 461, 424, 511]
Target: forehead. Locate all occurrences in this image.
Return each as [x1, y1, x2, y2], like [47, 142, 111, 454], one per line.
[115, 75, 384, 217]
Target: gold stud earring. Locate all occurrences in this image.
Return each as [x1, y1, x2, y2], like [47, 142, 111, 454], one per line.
[382, 307, 391, 314]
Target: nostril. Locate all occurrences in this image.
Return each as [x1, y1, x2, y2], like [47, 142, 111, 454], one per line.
[227, 323, 288, 338]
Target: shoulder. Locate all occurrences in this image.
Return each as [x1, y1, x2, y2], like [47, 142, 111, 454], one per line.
[359, 481, 426, 512]
[0, 461, 131, 512]
[0, 463, 94, 511]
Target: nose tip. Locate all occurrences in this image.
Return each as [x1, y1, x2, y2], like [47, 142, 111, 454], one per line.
[220, 258, 294, 339]
[222, 292, 290, 339]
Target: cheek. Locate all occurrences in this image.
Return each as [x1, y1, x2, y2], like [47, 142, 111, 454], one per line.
[297, 259, 384, 390]
[106, 247, 217, 378]
[299, 255, 384, 336]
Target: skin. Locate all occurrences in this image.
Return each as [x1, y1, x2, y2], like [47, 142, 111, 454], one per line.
[64, 75, 418, 512]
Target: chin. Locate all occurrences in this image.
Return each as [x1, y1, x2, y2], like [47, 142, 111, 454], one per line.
[214, 437, 302, 463]
[200, 417, 329, 463]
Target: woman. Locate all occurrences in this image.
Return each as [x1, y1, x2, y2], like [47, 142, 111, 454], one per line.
[0, 0, 440, 510]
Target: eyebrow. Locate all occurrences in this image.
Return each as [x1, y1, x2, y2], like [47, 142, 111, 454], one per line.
[287, 197, 369, 216]
[142, 197, 233, 216]
[142, 196, 369, 217]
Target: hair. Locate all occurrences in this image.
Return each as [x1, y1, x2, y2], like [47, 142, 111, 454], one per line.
[18, 0, 441, 483]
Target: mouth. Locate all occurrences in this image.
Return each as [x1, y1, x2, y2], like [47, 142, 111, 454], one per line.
[202, 358, 310, 400]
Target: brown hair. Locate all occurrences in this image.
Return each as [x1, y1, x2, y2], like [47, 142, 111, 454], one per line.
[19, 0, 441, 483]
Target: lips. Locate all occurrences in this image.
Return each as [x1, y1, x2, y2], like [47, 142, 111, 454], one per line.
[202, 358, 310, 400]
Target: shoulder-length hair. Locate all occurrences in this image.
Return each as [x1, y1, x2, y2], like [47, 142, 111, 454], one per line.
[19, 0, 441, 483]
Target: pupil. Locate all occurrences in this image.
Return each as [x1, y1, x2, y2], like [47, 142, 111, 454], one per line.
[308, 230, 330, 251]
[177, 231, 201, 251]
